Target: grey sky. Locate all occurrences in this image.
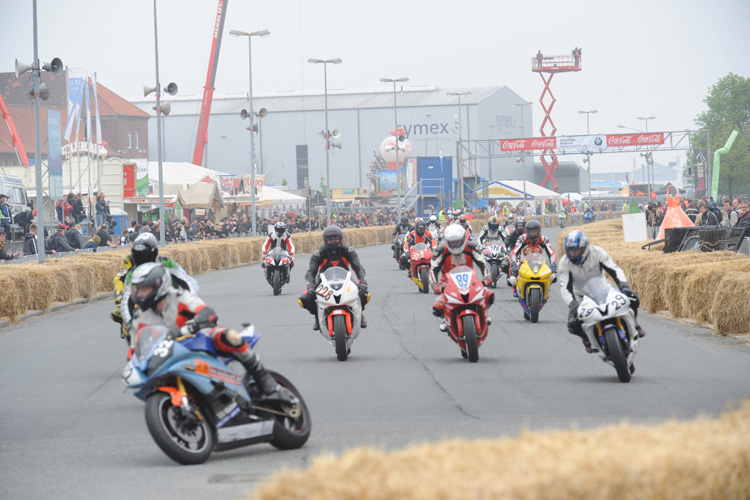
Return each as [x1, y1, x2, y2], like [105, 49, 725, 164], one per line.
[3, 0, 749, 173]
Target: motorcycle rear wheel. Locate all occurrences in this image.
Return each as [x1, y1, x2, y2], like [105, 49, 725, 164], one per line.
[529, 288, 541, 323]
[267, 370, 312, 450]
[272, 269, 282, 296]
[605, 327, 631, 383]
[419, 267, 429, 294]
[333, 315, 349, 361]
[461, 315, 479, 363]
[145, 392, 213, 465]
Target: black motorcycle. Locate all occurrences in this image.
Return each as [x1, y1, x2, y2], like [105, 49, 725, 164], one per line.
[264, 247, 292, 295]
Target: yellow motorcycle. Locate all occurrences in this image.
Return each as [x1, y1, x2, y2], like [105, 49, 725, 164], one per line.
[513, 253, 554, 323]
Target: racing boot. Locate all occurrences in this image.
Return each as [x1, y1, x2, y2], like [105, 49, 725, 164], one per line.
[360, 314, 367, 329]
[241, 353, 279, 397]
[439, 320, 448, 332]
[635, 324, 647, 338]
[313, 315, 320, 331]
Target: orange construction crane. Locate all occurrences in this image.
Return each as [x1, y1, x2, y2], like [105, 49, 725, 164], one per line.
[0, 93, 30, 166]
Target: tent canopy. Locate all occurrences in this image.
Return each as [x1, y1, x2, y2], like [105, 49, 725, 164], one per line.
[483, 180, 562, 203]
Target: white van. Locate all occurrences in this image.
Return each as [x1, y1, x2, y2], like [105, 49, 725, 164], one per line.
[0, 175, 30, 215]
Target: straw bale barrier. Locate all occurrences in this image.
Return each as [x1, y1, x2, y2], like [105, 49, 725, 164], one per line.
[556, 220, 750, 336]
[250, 401, 750, 500]
[0, 225, 396, 322]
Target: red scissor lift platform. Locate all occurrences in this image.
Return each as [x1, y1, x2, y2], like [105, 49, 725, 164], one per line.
[530, 54, 581, 191]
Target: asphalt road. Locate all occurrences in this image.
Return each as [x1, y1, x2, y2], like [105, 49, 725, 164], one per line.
[2, 229, 749, 500]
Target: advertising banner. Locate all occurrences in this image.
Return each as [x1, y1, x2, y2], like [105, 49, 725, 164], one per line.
[46, 109, 63, 199]
[605, 133, 664, 147]
[377, 170, 398, 196]
[64, 68, 87, 141]
[499, 137, 557, 151]
[134, 159, 149, 195]
[557, 134, 606, 152]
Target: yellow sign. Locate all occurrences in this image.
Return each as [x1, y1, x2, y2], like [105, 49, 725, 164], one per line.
[488, 187, 521, 197]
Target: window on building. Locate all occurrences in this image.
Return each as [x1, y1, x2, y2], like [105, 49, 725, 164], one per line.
[135, 130, 140, 150]
[128, 130, 132, 150]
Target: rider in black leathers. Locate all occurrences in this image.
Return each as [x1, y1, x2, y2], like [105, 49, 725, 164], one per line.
[503, 217, 527, 255]
[299, 225, 369, 331]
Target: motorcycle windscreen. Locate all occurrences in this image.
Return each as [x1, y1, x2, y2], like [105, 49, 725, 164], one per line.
[581, 277, 614, 305]
[134, 324, 171, 361]
[522, 252, 546, 271]
[322, 266, 350, 291]
[448, 265, 474, 293]
[267, 247, 289, 259]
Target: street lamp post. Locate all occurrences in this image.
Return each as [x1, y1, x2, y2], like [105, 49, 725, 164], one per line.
[511, 102, 532, 215]
[150, 0, 168, 247]
[230, 28, 270, 237]
[578, 110, 597, 207]
[381, 77, 409, 214]
[309, 58, 342, 227]
[447, 91, 471, 208]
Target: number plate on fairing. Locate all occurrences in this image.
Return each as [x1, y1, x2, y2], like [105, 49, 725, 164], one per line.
[451, 271, 472, 292]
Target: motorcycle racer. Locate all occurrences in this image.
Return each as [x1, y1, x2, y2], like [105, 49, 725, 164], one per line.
[129, 262, 281, 398]
[504, 216, 526, 254]
[400, 219, 437, 276]
[299, 225, 369, 331]
[509, 220, 558, 286]
[262, 221, 295, 282]
[430, 224, 493, 331]
[426, 214, 441, 236]
[478, 216, 503, 246]
[112, 232, 199, 344]
[559, 230, 646, 353]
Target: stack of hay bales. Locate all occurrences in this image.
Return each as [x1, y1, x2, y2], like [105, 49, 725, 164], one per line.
[557, 220, 750, 336]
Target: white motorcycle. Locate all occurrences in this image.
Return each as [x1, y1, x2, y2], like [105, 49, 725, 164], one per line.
[577, 277, 640, 383]
[315, 266, 364, 361]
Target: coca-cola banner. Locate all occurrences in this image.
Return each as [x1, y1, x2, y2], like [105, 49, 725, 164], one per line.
[499, 137, 557, 151]
[557, 134, 606, 152]
[605, 133, 664, 147]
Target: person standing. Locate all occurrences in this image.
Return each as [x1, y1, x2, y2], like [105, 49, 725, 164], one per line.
[737, 201, 750, 228]
[721, 200, 739, 227]
[536, 50, 544, 68]
[0, 194, 12, 237]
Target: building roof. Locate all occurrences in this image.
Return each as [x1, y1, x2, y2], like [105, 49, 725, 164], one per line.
[131, 85, 513, 116]
[0, 71, 148, 158]
[147, 161, 228, 186]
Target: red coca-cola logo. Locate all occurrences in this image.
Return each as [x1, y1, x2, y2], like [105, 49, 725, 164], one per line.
[607, 135, 634, 146]
[637, 134, 663, 144]
[531, 138, 556, 148]
[500, 140, 527, 150]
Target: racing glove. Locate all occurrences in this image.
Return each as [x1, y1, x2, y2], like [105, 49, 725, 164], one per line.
[550, 263, 557, 273]
[432, 283, 442, 295]
[511, 262, 519, 273]
[482, 277, 493, 287]
[358, 281, 368, 295]
[619, 283, 640, 309]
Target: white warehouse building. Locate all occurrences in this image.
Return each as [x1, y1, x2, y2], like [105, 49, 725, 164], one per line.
[133, 85, 534, 192]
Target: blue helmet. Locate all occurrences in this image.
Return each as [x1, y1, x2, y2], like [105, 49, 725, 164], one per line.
[564, 230, 590, 265]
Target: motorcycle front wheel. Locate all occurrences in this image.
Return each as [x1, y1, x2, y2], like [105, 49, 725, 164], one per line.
[461, 315, 479, 363]
[272, 269, 282, 296]
[333, 315, 349, 361]
[490, 263, 499, 286]
[145, 391, 214, 465]
[267, 370, 312, 450]
[419, 267, 429, 294]
[529, 288, 541, 323]
[604, 327, 631, 383]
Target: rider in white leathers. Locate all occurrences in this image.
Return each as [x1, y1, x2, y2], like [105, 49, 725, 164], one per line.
[559, 230, 646, 352]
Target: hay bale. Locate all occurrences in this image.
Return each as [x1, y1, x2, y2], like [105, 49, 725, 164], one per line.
[711, 271, 750, 335]
[250, 401, 750, 500]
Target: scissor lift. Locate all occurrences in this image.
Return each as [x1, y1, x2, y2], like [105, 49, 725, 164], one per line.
[530, 53, 582, 191]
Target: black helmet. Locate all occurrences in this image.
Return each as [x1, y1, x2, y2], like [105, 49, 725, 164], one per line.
[131, 233, 159, 266]
[415, 219, 426, 236]
[130, 262, 171, 311]
[515, 216, 526, 231]
[525, 219, 542, 243]
[400, 216, 409, 227]
[322, 225, 344, 253]
[274, 221, 286, 237]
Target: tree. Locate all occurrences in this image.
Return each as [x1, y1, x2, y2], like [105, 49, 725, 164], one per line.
[281, 178, 288, 187]
[366, 150, 387, 193]
[694, 73, 750, 198]
[319, 175, 328, 198]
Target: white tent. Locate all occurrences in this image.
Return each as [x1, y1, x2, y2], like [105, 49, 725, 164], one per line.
[483, 180, 562, 204]
[260, 186, 306, 211]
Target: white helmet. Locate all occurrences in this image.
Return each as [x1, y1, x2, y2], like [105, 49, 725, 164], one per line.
[443, 224, 467, 255]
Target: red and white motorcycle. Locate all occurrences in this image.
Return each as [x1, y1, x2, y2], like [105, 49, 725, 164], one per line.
[314, 266, 365, 361]
[439, 265, 493, 362]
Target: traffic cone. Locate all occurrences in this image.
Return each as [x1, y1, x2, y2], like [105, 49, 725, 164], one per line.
[657, 185, 693, 240]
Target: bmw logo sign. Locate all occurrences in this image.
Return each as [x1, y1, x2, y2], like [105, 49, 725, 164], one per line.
[593, 137, 603, 146]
